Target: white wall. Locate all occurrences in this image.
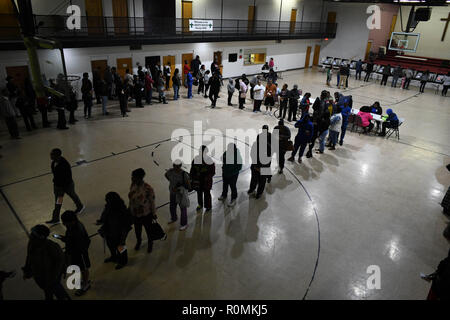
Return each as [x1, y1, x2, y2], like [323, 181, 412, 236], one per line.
[319, 3, 370, 61]
[393, 6, 450, 60]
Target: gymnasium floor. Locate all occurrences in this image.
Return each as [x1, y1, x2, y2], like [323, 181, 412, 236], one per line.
[0, 68, 449, 300]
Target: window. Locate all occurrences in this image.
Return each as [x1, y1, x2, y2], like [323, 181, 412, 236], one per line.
[243, 48, 267, 66]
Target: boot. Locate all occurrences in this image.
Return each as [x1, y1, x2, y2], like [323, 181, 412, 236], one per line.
[46, 203, 62, 224]
[135, 239, 142, 251]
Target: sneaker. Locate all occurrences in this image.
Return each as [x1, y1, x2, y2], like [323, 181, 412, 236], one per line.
[204, 208, 212, 213]
[218, 195, 226, 201]
[115, 264, 125, 270]
[104, 256, 117, 263]
[278, 169, 283, 174]
[196, 205, 203, 211]
[45, 219, 60, 225]
[75, 205, 86, 214]
[315, 150, 324, 154]
[228, 199, 236, 207]
[287, 156, 295, 162]
[134, 241, 142, 251]
[329, 146, 336, 150]
[339, 141, 343, 146]
[247, 189, 255, 195]
[179, 225, 188, 231]
[255, 194, 262, 199]
[298, 158, 302, 164]
[168, 219, 177, 225]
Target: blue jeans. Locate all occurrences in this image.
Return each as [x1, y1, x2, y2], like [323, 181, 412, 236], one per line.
[319, 129, 329, 152]
[329, 130, 339, 147]
[101, 96, 108, 114]
[339, 122, 348, 144]
[173, 85, 179, 100]
[187, 84, 192, 98]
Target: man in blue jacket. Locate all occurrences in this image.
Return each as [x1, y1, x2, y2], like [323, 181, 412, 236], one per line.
[379, 108, 399, 137]
[355, 59, 363, 80]
[287, 114, 314, 164]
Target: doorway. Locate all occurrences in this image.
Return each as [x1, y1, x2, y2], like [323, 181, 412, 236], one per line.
[145, 56, 161, 80]
[182, 53, 193, 85]
[313, 45, 320, 66]
[182, 1, 192, 33]
[117, 57, 132, 80]
[85, 0, 104, 35]
[305, 46, 312, 68]
[5, 65, 30, 90]
[248, 6, 255, 33]
[213, 51, 223, 75]
[91, 60, 107, 80]
[112, 0, 129, 35]
[163, 55, 175, 88]
[290, 9, 297, 33]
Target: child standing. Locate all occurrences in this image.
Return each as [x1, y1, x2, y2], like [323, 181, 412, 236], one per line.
[227, 79, 235, 106]
[328, 108, 342, 150]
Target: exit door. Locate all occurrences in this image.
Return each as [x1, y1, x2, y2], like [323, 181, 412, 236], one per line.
[117, 57, 132, 80]
[163, 55, 175, 88]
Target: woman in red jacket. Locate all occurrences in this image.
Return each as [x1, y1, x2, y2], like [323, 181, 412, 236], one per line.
[183, 60, 191, 88]
[357, 110, 374, 133]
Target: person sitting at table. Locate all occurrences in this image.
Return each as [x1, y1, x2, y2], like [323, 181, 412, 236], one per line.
[379, 108, 399, 137]
[267, 68, 277, 83]
[371, 101, 383, 131]
[357, 110, 374, 133]
[359, 105, 372, 113]
[261, 63, 270, 79]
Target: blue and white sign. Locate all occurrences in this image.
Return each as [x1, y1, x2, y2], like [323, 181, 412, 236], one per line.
[189, 20, 214, 31]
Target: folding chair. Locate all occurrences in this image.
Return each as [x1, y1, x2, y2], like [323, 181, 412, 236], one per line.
[386, 120, 403, 140]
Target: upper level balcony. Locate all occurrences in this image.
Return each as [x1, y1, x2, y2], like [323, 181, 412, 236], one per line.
[0, 15, 337, 50]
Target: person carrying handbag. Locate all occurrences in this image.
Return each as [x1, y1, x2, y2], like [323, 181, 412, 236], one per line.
[165, 160, 191, 231]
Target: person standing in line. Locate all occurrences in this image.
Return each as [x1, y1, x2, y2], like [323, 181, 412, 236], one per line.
[402, 68, 413, 90]
[248, 125, 272, 199]
[172, 68, 181, 100]
[227, 78, 235, 106]
[15, 90, 37, 131]
[238, 78, 248, 110]
[81, 72, 93, 118]
[128, 168, 157, 253]
[133, 75, 144, 108]
[104, 66, 113, 99]
[326, 66, 332, 86]
[6, 75, 20, 116]
[117, 81, 129, 117]
[218, 143, 242, 206]
[253, 79, 265, 113]
[191, 55, 201, 78]
[156, 71, 168, 104]
[144, 71, 154, 105]
[364, 60, 374, 82]
[186, 71, 194, 99]
[287, 84, 301, 122]
[315, 111, 331, 154]
[249, 75, 258, 100]
[339, 101, 352, 146]
[208, 72, 221, 108]
[345, 64, 350, 88]
[92, 67, 102, 104]
[442, 72, 450, 96]
[203, 70, 211, 98]
[355, 59, 363, 80]
[58, 210, 91, 296]
[273, 119, 291, 174]
[100, 80, 110, 114]
[46, 148, 85, 225]
[299, 93, 312, 118]
[164, 62, 171, 91]
[22, 225, 70, 300]
[391, 65, 402, 87]
[111, 67, 120, 99]
[380, 64, 391, 86]
[0, 89, 20, 139]
[420, 70, 429, 93]
[98, 192, 133, 270]
[190, 146, 215, 213]
[264, 79, 277, 115]
[183, 60, 190, 88]
[278, 84, 289, 119]
[288, 114, 314, 164]
[165, 160, 191, 231]
[210, 59, 219, 75]
[328, 108, 342, 150]
[338, 64, 348, 89]
[198, 65, 206, 95]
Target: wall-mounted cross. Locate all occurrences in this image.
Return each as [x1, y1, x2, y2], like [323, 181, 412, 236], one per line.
[441, 12, 450, 42]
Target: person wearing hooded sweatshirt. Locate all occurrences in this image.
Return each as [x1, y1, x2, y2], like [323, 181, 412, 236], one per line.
[274, 119, 291, 173]
[306, 90, 330, 158]
[128, 168, 157, 253]
[339, 98, 352, 146]
[58, 210, 91, 296]
[328, 107, 342, 150]
[288, 114, 314, 164]
[287, 84, 301, 122]
[379, 108, 399, 137]
[98, 192, 133, 270]
[227, 78, 235, 106]
[22, 224, 70, 300]
[187, 71, 194, 99]
[209, 72, 221, 108]
[190, 145, 216, 212]
[219, 143, 242, 206]
[248, 125, 272, 199]
[357, 110, 374, 133]
[316, 110, 331, 154]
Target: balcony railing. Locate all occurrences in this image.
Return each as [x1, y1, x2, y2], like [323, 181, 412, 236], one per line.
[0, 15, 337, 48]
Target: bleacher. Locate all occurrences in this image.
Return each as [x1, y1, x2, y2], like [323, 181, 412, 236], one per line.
[371, 54, 449, 75]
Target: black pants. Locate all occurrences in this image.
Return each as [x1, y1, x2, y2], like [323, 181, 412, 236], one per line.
[288, 101, 298, 121]
[364, 72, 371, 82]
[307, 124, 319, 155]
[279, 100, 288, 119]
[165, 76, 170, 90]
[135, 94, 143, 107]
[106, 237, 128, 266]
[356, 70, 362, 80]
[209, 90, 218, 107]
[119, 96, 128, 116]
[278, 149, 286, 170]
[250, 85, 255, 100]
[197, 189, 212, 209]
[39, 108, 49, 127]
[94, 88, 102, 104]
[4, 117, 19, 138]
[56, 108, 67, 129]
[52, 182, 83, 221]
[442, 85, 449, 96]
[420, 81, 427, 93]
[198, 79, 204, 94]
[83, 96, 92, 117]
[253, 99, 262, 112]
[44, 278, 71, 300]
[134, 215, 153, 249]
[249, 167, 267, 196]
[381, 122, 396, 135]
[22, 112, 36, 131]
[381, 75, 389, 86]
[227, 91, 233, 105]
[239, 97, 245, 109]
[204, 84, 210, 97]
[404, 78, 411, 89]
[222, 174, 238, 200]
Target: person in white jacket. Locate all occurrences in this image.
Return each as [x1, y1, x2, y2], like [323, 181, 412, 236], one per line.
[328, 108, 342, 150]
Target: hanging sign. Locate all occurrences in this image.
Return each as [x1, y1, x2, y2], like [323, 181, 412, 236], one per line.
[189, 20, 214, 31]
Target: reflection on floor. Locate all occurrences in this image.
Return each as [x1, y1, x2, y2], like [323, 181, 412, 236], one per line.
[0, 68, 449, 300]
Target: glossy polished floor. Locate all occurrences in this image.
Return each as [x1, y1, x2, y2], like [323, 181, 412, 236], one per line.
[0, 68, 449, 300]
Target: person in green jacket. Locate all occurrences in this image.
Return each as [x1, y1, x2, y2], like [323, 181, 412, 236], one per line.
[218, 143, 242, 207]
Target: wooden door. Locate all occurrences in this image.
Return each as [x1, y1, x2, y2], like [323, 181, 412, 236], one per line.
[163, 55, 175, 88]
[326, 11, 336, 34]
[305, 46, 312, 68]
[213, 51, 223, 75]
[0, 0, 20, 37]
[5, 66, 30, 90]
[91, 60, 108, 80]
[365, 41, 372, 61]
[117, 57, 132, 80]
[182, 53, 193, 85]
[313, 45, 320, 66]
[112, 0, 129, 35]
[248, 6, 255, 33]
[182, 1, 192, 33]
[85, 0, 104, 35]
[290, 9, 297, 33]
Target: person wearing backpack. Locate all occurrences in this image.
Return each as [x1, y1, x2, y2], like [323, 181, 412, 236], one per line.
[165, 160, 191, 231]
[57, 210, 91, 296]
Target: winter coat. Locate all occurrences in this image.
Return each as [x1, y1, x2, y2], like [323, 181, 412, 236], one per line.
[222, 147, 243, 178]
[190, 156, 215, 191]
[294, 116, 314, 144]
[187, 72, 194, 86]
[329, 113, 342, 132]
[98, 204, 133, 245]
[357, 111, 373, 127]
[51, 157, 73, 188]
[61, 221, 91, 256]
